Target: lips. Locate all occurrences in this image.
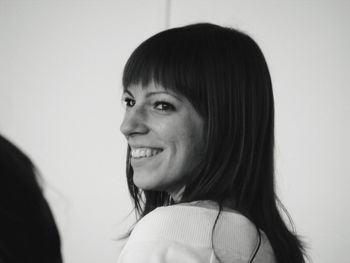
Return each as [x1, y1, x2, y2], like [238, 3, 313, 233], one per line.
[130, 147, 163, 159]
[130, 147, 164, 168]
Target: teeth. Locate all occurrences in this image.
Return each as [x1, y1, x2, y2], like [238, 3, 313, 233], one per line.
[131, 148, 162, 158]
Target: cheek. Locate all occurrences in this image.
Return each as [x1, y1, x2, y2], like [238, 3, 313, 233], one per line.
[152, 115, 185, 139]
[176, 119, 205, 161]
[150, 114, 204, 164]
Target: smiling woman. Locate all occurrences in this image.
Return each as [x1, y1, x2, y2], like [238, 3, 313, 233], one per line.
[117, 23, 307, 263]
[120, 83, 204, 199]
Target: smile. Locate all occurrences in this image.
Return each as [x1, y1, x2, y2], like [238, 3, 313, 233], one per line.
[131, 147, 163, 159]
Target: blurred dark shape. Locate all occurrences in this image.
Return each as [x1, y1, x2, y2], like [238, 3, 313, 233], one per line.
[0, 135, 63, 263]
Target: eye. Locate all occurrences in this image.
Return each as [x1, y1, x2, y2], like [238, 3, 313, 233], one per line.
[122, 97, 135, 108]
[154, 101, 176, 112]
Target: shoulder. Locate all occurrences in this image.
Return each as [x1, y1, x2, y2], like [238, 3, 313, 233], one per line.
[129, 203, 259, 247]
[118, 205, 216, 263]
[127, 204, 218, 246]
[122, 203, 276, 263]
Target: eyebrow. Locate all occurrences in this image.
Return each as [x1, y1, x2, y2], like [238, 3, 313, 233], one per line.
[123, 90, 183, 102]
[146, 91, 182, 101]
[123, 90, 134, 98]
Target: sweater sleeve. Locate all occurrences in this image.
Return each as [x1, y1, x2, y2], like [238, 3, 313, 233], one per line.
[117, 240, 216, 263]
[117, 205, 276, 263]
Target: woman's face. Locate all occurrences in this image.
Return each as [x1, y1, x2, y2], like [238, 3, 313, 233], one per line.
[120, 83, 205, 199]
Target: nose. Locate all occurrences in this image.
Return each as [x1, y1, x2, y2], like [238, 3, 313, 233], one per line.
[120, 107, 149, 138]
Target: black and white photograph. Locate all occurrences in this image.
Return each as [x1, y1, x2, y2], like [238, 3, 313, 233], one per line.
[1, 1, 349, 262]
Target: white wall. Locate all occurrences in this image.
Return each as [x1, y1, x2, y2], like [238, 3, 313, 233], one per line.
[0, 1, 166, 262]
[1, 1, 349, 262]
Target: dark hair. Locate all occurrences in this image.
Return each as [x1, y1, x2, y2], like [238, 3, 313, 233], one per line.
[0, 135, 62, 263]
[122, 23, 306, 262]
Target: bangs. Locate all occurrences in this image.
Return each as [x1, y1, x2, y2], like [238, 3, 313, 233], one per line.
[122, 26, 208, 116]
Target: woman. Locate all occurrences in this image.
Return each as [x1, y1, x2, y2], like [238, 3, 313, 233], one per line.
[0, 135, 63, 263]
[118, 23, 306, 263]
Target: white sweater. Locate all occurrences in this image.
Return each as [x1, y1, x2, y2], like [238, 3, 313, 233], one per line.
[117, 204, 276, 263]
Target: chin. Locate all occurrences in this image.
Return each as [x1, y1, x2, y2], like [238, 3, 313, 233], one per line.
[133, 172, 159, 190]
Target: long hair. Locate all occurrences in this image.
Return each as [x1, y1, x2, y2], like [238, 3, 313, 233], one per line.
[122, 23, 306, 262]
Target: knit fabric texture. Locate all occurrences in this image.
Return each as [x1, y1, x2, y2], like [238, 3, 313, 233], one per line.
[117, 204, 276, 263]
